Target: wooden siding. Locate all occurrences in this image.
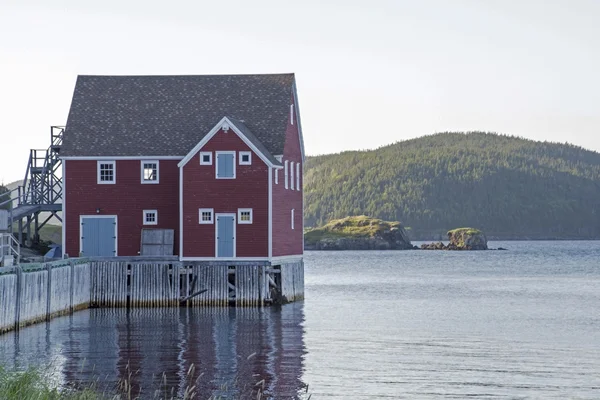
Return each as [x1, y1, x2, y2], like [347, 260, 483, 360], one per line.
[272, 97, 304, 257]
[0, 258, 304, 334]
[0, 260, 91, 333]
[182, 128, 269, 258]
[64, 159, 179, 257]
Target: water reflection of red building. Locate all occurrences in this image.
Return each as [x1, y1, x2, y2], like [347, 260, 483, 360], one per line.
[109, 303, 306, 399]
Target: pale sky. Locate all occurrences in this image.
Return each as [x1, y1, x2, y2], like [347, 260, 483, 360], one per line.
[1, 0, 599, 184]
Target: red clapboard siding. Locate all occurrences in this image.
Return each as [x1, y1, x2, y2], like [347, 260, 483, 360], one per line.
[182, 128, 269, 258]
[272, 100, 304, 257]
[64, 159, 180, 257]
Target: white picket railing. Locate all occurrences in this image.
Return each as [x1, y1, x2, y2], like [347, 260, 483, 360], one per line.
[0, 233, 20, 267]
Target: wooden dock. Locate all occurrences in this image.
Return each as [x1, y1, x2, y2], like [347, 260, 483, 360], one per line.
[0, 257, 304, 334]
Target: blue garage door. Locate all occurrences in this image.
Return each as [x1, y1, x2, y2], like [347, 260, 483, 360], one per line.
[216, 215, 235, 257]
[81, 217, 116, 257]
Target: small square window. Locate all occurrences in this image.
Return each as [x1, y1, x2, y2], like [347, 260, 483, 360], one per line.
[200, 152, 212, 165]
[143, 210, 158, 225]
[141, 161, 159, 184]
[199, 208, 214, 224]
[238, 208, 253, 224]
[97, 161, 116, 184]
[239, 151, 252, 165]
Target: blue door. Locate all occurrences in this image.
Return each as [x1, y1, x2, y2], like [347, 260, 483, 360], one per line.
[81, 217, 116, 257]
[216, 215, 235, 257]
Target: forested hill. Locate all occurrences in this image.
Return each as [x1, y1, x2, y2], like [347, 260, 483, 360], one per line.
[304, 132, 600, 239]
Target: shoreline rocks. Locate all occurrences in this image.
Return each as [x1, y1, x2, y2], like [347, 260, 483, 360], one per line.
[304, 216, 418, 251]
[421, 227, 488, 250]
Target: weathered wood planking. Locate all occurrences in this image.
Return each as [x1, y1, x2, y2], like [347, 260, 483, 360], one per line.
[72, 263, 91, 310]
[0, 273, 17, 333]
[189, 264, 229, 307]
[280, 260, 305, 303]
[0, 257, 304, 336]
[90, 261, 128, 307]
[130, 263, 179, 307]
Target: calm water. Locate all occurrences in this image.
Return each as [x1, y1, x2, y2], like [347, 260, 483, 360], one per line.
[1, 241, 599, 399]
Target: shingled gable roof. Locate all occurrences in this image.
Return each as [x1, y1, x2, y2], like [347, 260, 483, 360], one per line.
[177, 116, 281, 168]
[60, 74, 296, 158]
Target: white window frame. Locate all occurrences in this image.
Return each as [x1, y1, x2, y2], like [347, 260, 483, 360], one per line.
[215, 151, 236, 179]
[200, 152, 212, 165]
[284, 160, 289, 189]
[296, 162, 300, 190]
[290, 104, 294, 125]
[143, 209, 158, 225]
[239, 151, 252, 165]
[140, 160, 159, 184]
[199, 208, 214, 224]
[291, 162, 295, 190]
[237, 208, 253, 224]
[291, 208, 295, 230]
[97, 161, 116, 184]
[275, 168, 279, 185]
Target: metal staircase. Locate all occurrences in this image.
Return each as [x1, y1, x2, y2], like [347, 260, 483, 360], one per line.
[0, 126, 63, 261]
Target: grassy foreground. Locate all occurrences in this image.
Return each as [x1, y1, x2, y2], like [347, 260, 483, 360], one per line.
[0, 366, 99, 400]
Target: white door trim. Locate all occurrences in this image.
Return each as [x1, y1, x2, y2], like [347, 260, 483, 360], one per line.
[79, 215, 118, 257]
[215, 213, 236, 258]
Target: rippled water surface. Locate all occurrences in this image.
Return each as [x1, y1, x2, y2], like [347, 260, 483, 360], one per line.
[1, 241, 599, 399]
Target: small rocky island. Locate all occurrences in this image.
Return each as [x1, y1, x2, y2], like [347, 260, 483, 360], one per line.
[421, 227, 488, 250]
[304, 216, 416, 250]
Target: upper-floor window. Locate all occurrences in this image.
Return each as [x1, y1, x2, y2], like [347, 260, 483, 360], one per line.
[296, 162, 300, 190]
[290, 162, 295, 190]
[216, 151, 236, 179]
[291, 208, 295, 230]
[284, 160, 289, 189]
[275, 168, 279, 185]
[143, 209, 158, 225]
[97, 161, 115, 184]
[200, 152, 212, 165]
[141, 161, 159, 184]
[239, 151, 252, 165]
[290, 104, 294, 125]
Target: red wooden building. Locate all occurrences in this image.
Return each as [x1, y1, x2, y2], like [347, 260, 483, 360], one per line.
[60, 74, 304, 265]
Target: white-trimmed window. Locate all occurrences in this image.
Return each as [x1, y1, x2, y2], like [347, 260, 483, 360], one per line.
[97, 161, 116, 184]
[200, 152, 212, 165]
[199, 208, 214, 224]
[216, 151, 236, 179]
[291, 209, 295, 230]
[239, 151, 252, 165]
[291, 162, 295, 190]
[238, 208, 253, 224]
[290, 104, 294, 125]
[141, 161, 159, 184]
[275, 168, 279, 185]
[284, 160, 289, 189]
[296, 162, 300, 190]
[143, 210, 158, 225]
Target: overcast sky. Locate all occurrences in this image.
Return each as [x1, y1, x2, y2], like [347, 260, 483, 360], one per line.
[1, 0, 599, 184]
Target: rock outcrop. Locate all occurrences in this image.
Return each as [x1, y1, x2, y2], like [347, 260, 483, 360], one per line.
[304, 216, 417, 250]
[421, 227, 488, 250]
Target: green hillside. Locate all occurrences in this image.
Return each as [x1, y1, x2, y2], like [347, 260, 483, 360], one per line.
[304, 132, 600, 239]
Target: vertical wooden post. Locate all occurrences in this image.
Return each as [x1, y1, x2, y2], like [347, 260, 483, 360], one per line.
[46, 263, 52, 320]
[14, 266, 22, 330]
[69, 260, 75, 312]
[26, 216, 31, 246]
